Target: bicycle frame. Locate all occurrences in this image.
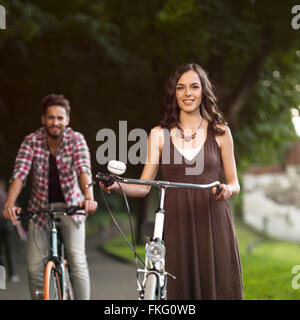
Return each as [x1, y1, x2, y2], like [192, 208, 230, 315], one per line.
[47, 212, 68, 300]
[50, 213, 59, 259]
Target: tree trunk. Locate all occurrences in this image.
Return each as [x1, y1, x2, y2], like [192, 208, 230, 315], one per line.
[226, 45, 271, 131]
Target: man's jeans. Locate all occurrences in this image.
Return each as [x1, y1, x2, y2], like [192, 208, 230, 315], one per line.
[26, 203, 90, 300]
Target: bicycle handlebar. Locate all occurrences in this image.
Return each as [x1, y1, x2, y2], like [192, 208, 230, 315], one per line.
[116, 176, 221, 190]
[17, 205, 86, 220]
[89, 171, 222, 193]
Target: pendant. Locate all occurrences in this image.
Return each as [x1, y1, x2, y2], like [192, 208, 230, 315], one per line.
[183, 135, 192, 142]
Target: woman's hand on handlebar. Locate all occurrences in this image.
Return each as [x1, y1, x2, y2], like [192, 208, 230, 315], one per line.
[99, 181, 119, 194]
[212, 184, 232, 201]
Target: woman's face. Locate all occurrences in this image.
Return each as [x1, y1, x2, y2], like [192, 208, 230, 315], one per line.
[175, 70, 202, 114]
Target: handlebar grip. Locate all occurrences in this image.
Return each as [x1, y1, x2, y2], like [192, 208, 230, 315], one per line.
[16, 211, 21, 220]
[69, 205, 83, 211]
[69, 211, 86, 216]
[94, 172, 115, 187]
[16, 209, 34, 220]
[216, 185, 223, 196]
[67, 205, 86, 215]
[101, 175, 115, 187]
[86, 172, 115, 189]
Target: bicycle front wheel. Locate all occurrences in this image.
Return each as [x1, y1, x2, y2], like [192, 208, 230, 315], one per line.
[144, 273, 159, 300]
[44, 261, 62, 300]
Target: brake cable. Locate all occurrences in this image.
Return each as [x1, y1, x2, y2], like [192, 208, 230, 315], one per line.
[99, 182, 146, 268]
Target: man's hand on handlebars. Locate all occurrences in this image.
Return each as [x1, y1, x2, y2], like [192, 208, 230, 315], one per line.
[79, 199, 98, 215]
[3, 205, 21, 226]
[212, 184, 232, 201]
[99, 181, 119, 194]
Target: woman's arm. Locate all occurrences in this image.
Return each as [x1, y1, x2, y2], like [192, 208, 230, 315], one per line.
[100, 126, 164, 198]
[214, 125, 240, 200]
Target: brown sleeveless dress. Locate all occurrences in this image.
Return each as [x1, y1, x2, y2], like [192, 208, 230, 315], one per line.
[160, 123, 244, 300]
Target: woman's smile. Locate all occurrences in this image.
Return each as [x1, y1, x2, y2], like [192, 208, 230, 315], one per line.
[182, 98, 195, 105]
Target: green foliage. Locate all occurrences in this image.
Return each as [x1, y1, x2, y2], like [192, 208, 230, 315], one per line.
[236, 49, 300, 169]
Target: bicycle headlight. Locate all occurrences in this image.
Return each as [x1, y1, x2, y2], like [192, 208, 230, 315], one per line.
[146, 242, 165, 263]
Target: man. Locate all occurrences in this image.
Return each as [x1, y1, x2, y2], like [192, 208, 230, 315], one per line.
[3, 94, 97, 299]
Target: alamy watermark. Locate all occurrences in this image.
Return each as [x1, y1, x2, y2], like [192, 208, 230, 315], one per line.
[96, 121, 205, 175]
[0, 5, 6, 30]
[291, 5, 300, 30]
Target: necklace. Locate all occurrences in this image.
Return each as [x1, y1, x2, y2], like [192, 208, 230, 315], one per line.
[177, 117, 204, 142]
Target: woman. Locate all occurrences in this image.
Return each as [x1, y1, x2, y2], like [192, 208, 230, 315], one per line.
[101, 63, 243, 300]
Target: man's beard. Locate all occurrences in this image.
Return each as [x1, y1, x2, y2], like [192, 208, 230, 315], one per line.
[45, 126, 65, 140]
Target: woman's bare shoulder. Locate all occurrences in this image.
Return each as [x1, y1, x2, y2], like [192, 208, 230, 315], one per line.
[150, 125, 166, 138]
[151, 125, 164, 132]
[215, 124, 233, 148]
[216, 123, 231, 133]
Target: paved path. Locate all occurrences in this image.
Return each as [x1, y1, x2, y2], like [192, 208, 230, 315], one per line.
[0, 232, 138, 300]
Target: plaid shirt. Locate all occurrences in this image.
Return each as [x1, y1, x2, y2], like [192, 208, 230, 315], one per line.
[11, 127, 92, 229]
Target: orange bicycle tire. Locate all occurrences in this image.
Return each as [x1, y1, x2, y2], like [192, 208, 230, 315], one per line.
[43, 261, 62, 300]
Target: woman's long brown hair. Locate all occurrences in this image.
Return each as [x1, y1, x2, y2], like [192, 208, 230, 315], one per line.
[160, 63, 227, 135]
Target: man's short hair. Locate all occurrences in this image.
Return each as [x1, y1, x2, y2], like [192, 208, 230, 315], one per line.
[41, 94, 71, 116]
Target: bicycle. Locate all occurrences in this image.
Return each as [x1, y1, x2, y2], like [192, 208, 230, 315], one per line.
[17, 205, 85, 300]
[89, 160, 222, 300]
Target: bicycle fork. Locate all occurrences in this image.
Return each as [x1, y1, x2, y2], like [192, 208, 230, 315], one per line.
[137, 187, 175, 300]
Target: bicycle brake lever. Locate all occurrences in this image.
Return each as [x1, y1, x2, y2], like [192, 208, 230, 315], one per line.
[86, 172, 108, 189]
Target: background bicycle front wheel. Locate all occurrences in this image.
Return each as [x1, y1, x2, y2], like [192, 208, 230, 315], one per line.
[144, 273, 159, 300]
[44, 261, 62, 300]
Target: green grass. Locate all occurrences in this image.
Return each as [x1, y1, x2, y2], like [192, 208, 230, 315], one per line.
[101, 232, 145, 266]
[85, 209, 130, 235]
[101, 220, 300, 300]
[234, 222, 300, 299]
